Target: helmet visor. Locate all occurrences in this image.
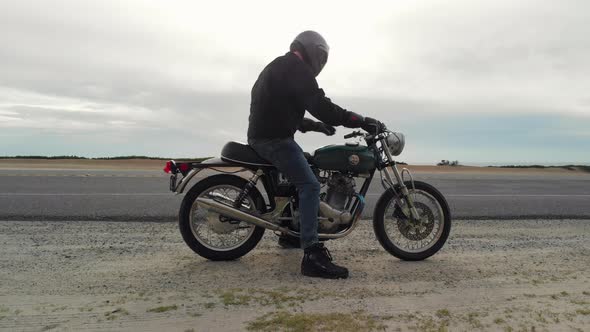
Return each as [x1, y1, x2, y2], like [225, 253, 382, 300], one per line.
[315, 48, 328, 75]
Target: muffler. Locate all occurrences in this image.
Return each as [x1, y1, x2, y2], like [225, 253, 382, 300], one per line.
[195, 197, 289, 233]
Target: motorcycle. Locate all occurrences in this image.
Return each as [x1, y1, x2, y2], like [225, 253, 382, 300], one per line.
[164, 127, 451, 261]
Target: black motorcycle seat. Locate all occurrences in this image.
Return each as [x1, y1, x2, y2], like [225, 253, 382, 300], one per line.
[220, 141, 314, 167]
[221, 141, 273, 166]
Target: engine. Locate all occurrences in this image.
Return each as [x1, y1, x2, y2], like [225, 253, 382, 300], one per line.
[318, 173, 356, 233]
[325, 173, 356, 210]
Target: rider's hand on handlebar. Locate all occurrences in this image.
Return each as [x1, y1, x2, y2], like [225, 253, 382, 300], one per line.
[315, 122, 336, 136]
[361, 117, 387, 135]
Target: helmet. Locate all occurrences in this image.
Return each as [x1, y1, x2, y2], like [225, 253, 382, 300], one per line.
[290, 30, 329, 77]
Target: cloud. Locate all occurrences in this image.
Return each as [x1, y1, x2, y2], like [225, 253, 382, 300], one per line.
[0, 0, 588, 162]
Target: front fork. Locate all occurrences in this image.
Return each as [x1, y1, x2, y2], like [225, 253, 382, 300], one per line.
[380, 140, 421, 221]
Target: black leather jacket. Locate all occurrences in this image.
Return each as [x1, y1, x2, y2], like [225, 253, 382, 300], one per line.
[247, 52, 356, 139]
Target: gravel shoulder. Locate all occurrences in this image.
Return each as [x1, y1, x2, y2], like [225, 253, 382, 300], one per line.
[0, 219, 589, 331]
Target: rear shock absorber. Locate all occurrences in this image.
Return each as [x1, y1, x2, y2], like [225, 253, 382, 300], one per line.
[233, 169, 264, 209]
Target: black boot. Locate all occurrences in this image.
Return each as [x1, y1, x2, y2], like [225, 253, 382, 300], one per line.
[278, 234, 301, 249]
[301, 243, 349, 279]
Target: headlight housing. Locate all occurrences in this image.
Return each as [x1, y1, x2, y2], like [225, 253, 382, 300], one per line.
[385, 132, 405, 156]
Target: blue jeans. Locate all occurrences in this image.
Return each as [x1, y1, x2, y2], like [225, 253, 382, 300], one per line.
[248, 137, 320, 249]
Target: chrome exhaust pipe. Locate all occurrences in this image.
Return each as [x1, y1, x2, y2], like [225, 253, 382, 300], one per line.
[196, 197, 289, 233]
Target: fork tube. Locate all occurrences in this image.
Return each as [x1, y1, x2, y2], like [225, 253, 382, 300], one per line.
[380, 138, 420, 220]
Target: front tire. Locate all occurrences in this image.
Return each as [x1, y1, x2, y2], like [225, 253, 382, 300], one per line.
[179, 174, 266, 261]
[373, 181, 451, 261]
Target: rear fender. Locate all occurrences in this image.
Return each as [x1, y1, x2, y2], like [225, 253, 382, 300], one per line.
[172, 157, 252, 194]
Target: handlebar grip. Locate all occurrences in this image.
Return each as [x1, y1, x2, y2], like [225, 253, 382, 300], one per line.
[344, 132, 356, 139]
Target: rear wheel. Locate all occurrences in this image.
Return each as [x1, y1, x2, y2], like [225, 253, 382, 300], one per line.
[373, 181, 451, 261]
[179, 175, 266, 261]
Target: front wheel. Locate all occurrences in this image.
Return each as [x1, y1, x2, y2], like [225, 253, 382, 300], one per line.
[373, 181, 451, 261]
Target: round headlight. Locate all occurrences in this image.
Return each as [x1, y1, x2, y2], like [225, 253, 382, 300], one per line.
[386, 132, 405, 156]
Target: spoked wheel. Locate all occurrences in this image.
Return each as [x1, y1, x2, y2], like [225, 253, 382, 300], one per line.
[373, 181, 451, 261]
[179, 175, 266, 261]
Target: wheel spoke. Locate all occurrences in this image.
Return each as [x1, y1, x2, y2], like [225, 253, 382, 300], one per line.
[189, 185, 257, 251]
[382, 189, 445, 253]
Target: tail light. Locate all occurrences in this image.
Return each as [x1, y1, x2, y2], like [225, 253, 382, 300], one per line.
[178, 163, 190, 173]
[164, 160, 191, 175]
[163, 160, 176, 174]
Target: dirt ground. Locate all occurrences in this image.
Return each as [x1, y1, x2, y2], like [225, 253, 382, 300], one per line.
[0, 219, 588, 331]
[0, 158, 586, 175]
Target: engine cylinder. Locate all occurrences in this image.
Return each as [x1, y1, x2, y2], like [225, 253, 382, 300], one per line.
[325, 173, 355, 210]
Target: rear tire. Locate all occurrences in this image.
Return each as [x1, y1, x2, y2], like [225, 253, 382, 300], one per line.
[179, 174, 266, 261]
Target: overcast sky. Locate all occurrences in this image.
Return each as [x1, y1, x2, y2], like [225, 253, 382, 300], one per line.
[1, 0, 589, 164]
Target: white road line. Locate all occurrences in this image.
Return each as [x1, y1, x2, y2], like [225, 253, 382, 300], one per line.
[0, 193, 170, 196]
[364, 193, 590, 197]
[449, 194, 590, 197]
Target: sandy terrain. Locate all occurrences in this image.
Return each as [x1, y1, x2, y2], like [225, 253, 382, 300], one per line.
[0, 158, 586, 175]
[0, 219, 588, 331]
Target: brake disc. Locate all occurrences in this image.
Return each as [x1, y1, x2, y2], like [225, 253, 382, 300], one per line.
[396, 202, 435, 241]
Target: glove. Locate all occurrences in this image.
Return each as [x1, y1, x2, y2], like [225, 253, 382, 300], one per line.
[343, 111, 365, 128]
[361, 117, 386, 135]
[314, 122, 336, 136]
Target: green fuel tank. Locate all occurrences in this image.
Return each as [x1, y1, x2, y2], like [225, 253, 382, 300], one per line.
[311, 144, 376, 173]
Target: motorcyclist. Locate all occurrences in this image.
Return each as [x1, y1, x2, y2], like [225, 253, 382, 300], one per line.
[247, 30, 385, 279]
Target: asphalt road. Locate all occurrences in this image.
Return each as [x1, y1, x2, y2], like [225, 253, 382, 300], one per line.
[0, 169, 589, 221]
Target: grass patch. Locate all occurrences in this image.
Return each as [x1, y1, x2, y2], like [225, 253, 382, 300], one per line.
[41, 324, 60, 331]
[217, 288, 311, 308]
[147, 305, 178, 313]
[466, 312, 483, 328]
[246, 311, 386, 332]
[409, 316, 449, 332]
[534, 311, 548, 324]
[219, 291, 252, 306]
[576, 309, 590, 315]
[50, 305, 68, 312]
[494, 318, 506, 324]
[435, 309, 450, 318]
[203, 302, 216, 309]
[104, 308, 129, 320]
[78, 306, 94, 312]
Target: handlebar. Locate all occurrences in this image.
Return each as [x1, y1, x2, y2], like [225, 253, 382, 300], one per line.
[344, 128, 392, 145]
[343, 131, 363, 139]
